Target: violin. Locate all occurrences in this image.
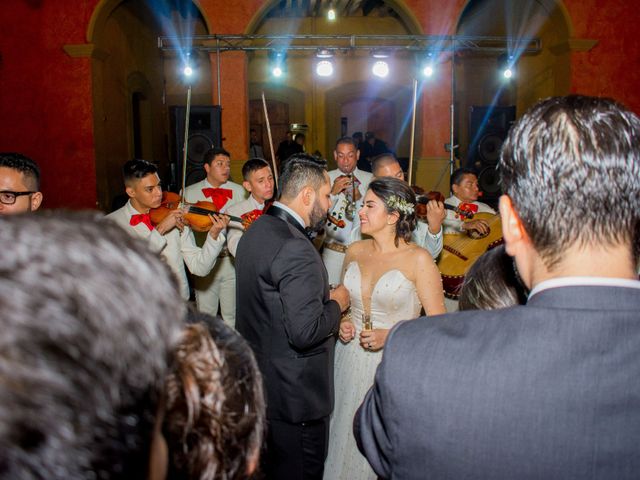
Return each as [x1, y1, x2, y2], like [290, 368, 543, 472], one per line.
[412, 188, 475, 220]
[149, 191, 243, 232]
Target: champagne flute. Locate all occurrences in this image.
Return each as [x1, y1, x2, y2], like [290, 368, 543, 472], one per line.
[362, 313, 373, 331]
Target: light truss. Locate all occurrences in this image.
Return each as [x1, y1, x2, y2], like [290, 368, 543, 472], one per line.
[158, 34, 540, 55]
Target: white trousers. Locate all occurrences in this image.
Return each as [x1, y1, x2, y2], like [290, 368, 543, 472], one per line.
[194, 255, 236, 327]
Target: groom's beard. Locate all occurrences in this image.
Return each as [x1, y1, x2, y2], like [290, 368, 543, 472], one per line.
[309, 199, 328, 232]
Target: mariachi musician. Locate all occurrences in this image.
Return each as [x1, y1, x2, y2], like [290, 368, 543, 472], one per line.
[443, 167, 496, 234]
[225, 158, 275, 257]
[322, 136, 373, 286]
[440, 167, 502, 310]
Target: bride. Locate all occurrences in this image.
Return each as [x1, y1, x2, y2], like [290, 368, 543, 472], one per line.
[324, 177, 446, 480]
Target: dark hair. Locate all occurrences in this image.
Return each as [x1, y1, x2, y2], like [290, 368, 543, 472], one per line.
[371, 153, 399, 175]
[352, 131, 363, 141]
[203, 147, 231, 166]
[458, 245, 528, 310]
[164, 313, 265, 480]
[335, 136, 357, 149]
[368, 177, 417, 246]
[242, 158, 270, 180]
[0, 152, 41, 190]
[294, 133, 305, 142]
[365, 131, 375, 140]
[450, 167, 476, 188]
[123, 158, 158, 186]
[500, 95, 640, 268]
[0, 211, 184, 479]
[278, 153, 327, 201]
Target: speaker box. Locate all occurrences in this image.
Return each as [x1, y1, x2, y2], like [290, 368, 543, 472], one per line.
[170, 106, 222, 189]
[467, 105, 515, 207]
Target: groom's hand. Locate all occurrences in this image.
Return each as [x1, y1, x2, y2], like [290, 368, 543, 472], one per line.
[330, 284, 350, 312]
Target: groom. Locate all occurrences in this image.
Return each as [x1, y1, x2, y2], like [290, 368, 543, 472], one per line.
[236, 153, 350, 479]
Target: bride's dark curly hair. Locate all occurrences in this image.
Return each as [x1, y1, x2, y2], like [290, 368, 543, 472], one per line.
[368, 177, 417, 246]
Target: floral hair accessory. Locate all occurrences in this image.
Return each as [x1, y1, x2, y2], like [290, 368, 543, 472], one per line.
[386, 195, 415, 215]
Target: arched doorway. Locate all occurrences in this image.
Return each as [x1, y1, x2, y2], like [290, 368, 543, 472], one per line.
[89, 0, 212, 211]
[245, 0, 424, 166]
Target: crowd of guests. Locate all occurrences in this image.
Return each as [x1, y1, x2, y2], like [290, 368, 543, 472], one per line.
[0, 94, 639, 480]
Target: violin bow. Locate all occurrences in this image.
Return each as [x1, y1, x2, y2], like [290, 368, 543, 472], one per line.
[407, 78, 418, 186]
[261, 91, 279, 185]
[180, 85, 192, 203]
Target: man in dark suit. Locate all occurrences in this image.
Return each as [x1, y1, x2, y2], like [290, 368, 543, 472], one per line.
[236, 153, 350, 479]
[355, 95, 640, 479]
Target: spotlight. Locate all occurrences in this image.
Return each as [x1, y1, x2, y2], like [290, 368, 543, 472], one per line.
[269, 50, 287, 79]
[183, 65, 193, 77]
[499, 54, 515, 80]
[422, 64, 434, 77]
[372, 60, 389, 78]
[316, 60, 334, 77]
[327, 8, 336, 20]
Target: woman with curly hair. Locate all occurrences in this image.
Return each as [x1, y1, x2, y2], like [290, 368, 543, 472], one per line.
[163, 314, 265, 480]
[324, 177, 446, 479]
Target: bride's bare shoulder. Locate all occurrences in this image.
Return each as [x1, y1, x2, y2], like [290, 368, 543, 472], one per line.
[347, 239, 373, 256]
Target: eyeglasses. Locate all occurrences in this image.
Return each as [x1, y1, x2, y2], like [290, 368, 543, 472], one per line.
[0, 190, 35, 205]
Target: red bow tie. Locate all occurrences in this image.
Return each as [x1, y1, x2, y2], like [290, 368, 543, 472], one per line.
[130, 213, 154, 231]
[202, 187, 233, 210]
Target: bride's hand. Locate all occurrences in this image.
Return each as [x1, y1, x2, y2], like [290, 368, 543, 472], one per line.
[359, 328, 390, 352]
[339, 321, 356, 343]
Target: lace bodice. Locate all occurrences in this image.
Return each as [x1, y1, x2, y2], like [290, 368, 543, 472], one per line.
[343, 261, 422, 331]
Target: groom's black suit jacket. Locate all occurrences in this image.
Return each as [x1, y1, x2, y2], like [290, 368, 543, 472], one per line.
[355, 284, 640, 479]
[236, 205, 341, 423]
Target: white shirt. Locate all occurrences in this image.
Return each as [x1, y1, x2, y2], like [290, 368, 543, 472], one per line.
[325, 168, 373, 245]
[225, 195, 265, 257]
[443, 195, 496, 234]
[529, 276, 640, 299]
[105, 200, 225, 300]
[273, 200, 306, 229]
[183, 178, 247, 212]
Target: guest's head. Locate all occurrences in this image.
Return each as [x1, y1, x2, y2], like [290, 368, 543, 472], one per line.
[203, 147, 231, 186]
[294, 132, 305, 146]
[0, 152, 43, 215]
[164, 314, 265, 480]
[123, 158, 163, 212]
[372, 153, 404, 181]
[278, 153, 330, 231]
[458, 245, 528, 310]
[352, 131, 363, 144]
[499, 95, 640, 281]
[361, 177, 417, 246]
[0, 211, 185, 479]
[334, 136, 359, 174]
[450, 167, 480, 203]
[242, 158, 274, 204]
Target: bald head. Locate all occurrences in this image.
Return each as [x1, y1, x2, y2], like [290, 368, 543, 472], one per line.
[372, 154, 404, 181]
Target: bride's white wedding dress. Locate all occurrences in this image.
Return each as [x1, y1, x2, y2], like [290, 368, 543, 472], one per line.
[324, 261, 422, 480]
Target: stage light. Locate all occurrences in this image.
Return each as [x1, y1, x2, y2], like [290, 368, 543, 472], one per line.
[422, 64, 434, 77]
[269, 50, 287, 79]
[183, 65, 193, 77]
[499, 54, 515, 80]
[327, 8, 336, 20]
[372, 60, 389, 78]
[316, 60, 334, 77]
